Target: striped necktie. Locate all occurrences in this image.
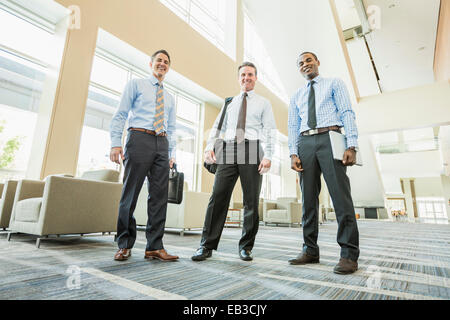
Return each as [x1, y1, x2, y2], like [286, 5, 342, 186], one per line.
[154, 83, 164, 134]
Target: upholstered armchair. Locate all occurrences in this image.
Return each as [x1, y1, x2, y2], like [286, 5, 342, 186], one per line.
[263, 197, 302, 227]
[229, 198, 264, 223]
[0, 180, 18, 230]
[7, 169, 122, 247]
[135, 181, 211, 236]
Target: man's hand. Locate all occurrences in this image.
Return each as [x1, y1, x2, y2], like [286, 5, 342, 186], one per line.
[290, 155, 304, 172]
[342, 148, 356, 166]
[110, 147, 124, 164]
[169, 158, 176, 169]
[204, 150, 216, 164]
[258, 159, 271, 174]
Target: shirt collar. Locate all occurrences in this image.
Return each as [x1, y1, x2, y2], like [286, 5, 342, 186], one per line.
[149, 74, 162, 87]
[240, 90, 255, 99]
[307, 75, 322, 86]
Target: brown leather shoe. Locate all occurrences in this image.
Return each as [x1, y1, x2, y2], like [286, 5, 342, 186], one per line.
[288, 253, 320, 265]
[144, 249, 179, 261]
[114, 248, 131, 261]
[333, 258, 358, 274]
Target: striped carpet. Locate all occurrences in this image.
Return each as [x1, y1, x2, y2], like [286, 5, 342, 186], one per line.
[0, 220, 448, 300]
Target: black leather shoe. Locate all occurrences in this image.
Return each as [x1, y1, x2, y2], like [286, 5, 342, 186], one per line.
[333, 258, 358, 274]
[239, 249, 253, 261]
[191, 246, 212, 261]
[288, 253, 319, 265]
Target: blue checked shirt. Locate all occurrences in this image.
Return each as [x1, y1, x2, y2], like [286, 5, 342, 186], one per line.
[110, 74, 177, 159]
[288, 75, 358, 157]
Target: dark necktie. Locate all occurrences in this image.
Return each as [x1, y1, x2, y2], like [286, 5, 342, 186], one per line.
[307, 80, 316, 129]
[236, 92, 247, 143]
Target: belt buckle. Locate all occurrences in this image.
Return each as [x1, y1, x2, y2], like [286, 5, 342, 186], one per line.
[310, 129, 319, 135]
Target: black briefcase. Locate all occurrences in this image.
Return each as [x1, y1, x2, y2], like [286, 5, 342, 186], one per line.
[168, 164, 184, 204]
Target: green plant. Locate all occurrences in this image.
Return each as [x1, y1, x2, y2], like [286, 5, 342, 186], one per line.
[0, 120, 23, 169]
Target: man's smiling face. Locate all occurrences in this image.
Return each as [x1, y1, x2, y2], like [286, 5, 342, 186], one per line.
[150, 53, 170, 80]
[298, 53, 320, 80]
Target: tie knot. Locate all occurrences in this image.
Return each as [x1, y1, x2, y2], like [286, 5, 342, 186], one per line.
[243, 92, 248, 98]
[310, 80, 315, 85]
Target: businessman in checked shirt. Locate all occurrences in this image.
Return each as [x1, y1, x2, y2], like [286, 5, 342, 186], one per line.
[110, 49, 179, 262]
[288, 52, 360, 274]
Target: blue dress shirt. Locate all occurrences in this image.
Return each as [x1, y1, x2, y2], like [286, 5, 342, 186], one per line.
[110, 74, 177, 159]
[288, 75, 358, 156]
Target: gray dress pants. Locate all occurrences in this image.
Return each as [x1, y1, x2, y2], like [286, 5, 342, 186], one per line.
[116, 130, 169, 251]
[298, 131, 359, 261]
[200, 140, 263, 251]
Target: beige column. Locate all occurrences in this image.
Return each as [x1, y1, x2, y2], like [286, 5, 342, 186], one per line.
[33, 11, 98, 179]
[434, 0, 450, 81]
[201, 103, 220, 193]
[402, 178, 417, 222]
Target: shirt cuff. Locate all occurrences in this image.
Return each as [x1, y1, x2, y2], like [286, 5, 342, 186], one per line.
[346, 137, 358, 149]
[111, 137, 122, 148]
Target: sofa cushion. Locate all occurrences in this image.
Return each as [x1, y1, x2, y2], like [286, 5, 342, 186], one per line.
[81, 169, 119, 182]
[14, 198, 42, 222]
[267, 209, 287, 220]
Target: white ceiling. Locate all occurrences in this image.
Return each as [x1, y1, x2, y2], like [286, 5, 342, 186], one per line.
[243, 0, 357, 101]
[363, 0, 441, 92]
[243, 0, 441, 97]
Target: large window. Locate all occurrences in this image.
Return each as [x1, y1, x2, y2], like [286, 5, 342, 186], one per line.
[0, 7, 61, 181]
[77, 50, 203, 191]
[159, 0, 236, 59]
[417, 197, 448, 225]
[76, 53, 125, 176]
[244, 12, 289, 104]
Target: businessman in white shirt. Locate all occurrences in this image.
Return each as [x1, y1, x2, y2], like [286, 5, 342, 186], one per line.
[192, 62, 277, 262]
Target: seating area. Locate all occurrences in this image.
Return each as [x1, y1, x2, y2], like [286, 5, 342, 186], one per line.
[0, 180, 17, 230]
[4, 169, 122, 247]
[134, 181, 211, 236]
[263, 197, 302, 227]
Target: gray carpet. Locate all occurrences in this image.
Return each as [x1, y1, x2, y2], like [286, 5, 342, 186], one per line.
[0, 220, 449, 300]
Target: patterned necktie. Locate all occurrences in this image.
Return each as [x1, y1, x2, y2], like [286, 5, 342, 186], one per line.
[154, 83, 164, 134]
[307, 80, 316, 129]
[236, 92, 248, 143]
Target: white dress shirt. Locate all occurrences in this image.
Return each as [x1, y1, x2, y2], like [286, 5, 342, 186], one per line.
[205, 90, 277, 160]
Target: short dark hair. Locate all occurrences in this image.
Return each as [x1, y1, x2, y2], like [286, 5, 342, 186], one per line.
[238, 61, 257, 76]
[151, 49, 171, 64]
[297, 51, 318, 67]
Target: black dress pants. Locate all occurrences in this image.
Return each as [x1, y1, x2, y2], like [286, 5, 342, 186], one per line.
[116, 130, 169, 251]
[200, 140, 263, 251]
[298, 132, 360, 261]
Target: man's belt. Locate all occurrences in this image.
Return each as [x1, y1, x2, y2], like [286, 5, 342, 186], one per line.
[129, 127, 167, 137]
[301, 126, 341, 136]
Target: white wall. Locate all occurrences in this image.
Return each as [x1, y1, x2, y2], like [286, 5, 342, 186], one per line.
[347, 135, 385, 207]
[414, 177, 444, 197]
[345, 37, 380, 97]
[355, 81, 450, 135]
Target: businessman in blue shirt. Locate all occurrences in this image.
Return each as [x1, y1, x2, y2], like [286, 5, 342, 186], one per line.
[288, 52, 359, 274]
[110, 49, 178, 262]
